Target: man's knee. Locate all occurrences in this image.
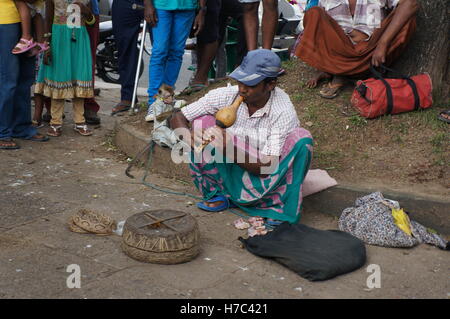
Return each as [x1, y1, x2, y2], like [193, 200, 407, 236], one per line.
[262, 0, 277, 11]
[242, 1, 259, 14]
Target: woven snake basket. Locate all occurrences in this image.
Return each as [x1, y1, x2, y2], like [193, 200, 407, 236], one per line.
[121, 210, 200, 264]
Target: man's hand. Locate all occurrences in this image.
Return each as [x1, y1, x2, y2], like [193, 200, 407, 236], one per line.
[191, 127, 206, 152]
[192, 11, 205, 37]
[144, 1, 157, 27]
[206, 126, 231, 154]
[371, 42, 388, 67]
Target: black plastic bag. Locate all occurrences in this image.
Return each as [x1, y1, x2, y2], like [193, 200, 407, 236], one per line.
[239, 223, 366, 281]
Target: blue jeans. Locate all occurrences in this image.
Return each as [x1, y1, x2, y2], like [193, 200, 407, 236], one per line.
[148, 9, 195, 104]
[0, 23, 36, 140]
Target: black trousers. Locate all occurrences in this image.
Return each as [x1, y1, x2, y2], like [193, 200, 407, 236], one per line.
[112, 0, 144, 101]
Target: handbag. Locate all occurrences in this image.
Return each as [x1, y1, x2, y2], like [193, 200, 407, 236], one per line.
[351, 65, 433, 119]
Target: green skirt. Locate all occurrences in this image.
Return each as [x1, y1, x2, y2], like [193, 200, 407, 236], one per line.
[35, 24, 93, 99]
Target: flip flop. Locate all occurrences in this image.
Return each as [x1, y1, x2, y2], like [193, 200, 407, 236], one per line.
[23, 134, 49, 142]
[180, 83, 207, 96]
[437, 110, 450, 124]
[319, 82, 344, 99]
[0, 138, 20, 150]
[111, 103, 131, 116]
[197, 195, 231, 212]
[265, 218, 284, 226]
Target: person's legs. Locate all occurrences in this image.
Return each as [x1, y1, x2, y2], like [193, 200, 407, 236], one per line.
[73, 98, 92, 136]
[148, 9, 173, 103]
[161, 10, 196, 89]
[84, 14, 101, 124]
[0, 24, 21, 142]
[190, 0, 221, 88]
[193, 41, 218, 85]
[32, 93, 44, 127]
[260, 0, 278, 50]
[12, 44, 41, 140]
[26, 13, 48, 56]
[33, 13, 45, 43]
[14, 1, 32, 40]
[47, 99, 64, 136]
[112, 0, 143, 111]
[241, 1, 260, 51]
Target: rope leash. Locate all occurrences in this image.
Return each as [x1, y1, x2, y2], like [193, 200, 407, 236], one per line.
[125, 138, 274, 230]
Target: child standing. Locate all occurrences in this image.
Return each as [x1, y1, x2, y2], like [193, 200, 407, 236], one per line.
[35, 0, 95, 136]
[12, 0, 49, 55]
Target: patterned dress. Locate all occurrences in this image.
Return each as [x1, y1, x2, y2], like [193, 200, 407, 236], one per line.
[35, 0, 93, 99]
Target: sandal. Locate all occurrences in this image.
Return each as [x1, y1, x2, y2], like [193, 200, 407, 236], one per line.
[25, 133, 49, 142]
[197, 195, 231, 212]
[47, 125, 62, 137]
[111, 102, 131, 115]
[0, 138, 20, 150]
[32, 120, 44, 128]
[319, 82, 345, 99]
[74, 124, 92, 136]
[437, 110, 450, 124]
[27, 42, 50, 57]
[12, 38, 37, 54]
[179, 83, 208, 96]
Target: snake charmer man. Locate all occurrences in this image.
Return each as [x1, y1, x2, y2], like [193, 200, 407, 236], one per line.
[170, 49, 313, 225]
[295, 0, 419, 98]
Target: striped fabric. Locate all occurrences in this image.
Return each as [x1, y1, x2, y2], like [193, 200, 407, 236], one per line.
[319, 0, 399, 38]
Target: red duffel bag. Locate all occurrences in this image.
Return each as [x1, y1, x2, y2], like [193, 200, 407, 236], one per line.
[351, 65, 433, 119]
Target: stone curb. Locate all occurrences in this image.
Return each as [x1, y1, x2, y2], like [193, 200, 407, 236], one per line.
[114, 120, 450, 235]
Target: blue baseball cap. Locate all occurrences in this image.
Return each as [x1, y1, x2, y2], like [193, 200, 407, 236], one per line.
[229, 49, 282, 86]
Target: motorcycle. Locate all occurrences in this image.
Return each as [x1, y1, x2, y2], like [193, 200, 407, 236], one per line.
[96, 19, 151, 84]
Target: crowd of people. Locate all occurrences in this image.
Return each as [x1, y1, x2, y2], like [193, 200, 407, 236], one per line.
[1, 0, 422, 224]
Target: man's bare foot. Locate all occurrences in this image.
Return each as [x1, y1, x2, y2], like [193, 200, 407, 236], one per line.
[306, 70, 332, 88]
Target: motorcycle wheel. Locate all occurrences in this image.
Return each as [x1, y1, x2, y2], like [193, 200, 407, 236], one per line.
[96, 54, 145, 85]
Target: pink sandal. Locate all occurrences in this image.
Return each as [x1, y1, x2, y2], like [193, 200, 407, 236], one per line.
[12, 38, 37, 54]
[27, 42, 50, 57]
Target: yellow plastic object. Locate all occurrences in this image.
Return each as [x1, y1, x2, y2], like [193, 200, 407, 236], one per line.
[392, 208, 412, 236]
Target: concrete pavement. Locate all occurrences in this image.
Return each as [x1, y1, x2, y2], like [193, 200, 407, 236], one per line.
[0, 89, 448, 299]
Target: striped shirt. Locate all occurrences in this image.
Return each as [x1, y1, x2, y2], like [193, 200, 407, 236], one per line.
[182, 85, 300, 157]
[319, 0, 399, 38]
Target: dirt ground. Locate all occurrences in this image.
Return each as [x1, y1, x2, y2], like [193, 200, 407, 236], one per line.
[126, 59, 450, 200]
[0, 92, 449, 300]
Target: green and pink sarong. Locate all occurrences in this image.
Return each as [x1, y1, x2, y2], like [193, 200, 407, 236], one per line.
[190, 115, 313, 224]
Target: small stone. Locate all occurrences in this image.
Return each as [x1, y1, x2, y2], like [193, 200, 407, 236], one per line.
[305, 121, 313, 127]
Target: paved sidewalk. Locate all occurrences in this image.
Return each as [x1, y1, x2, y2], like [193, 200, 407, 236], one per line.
[0, 90, 448, 299]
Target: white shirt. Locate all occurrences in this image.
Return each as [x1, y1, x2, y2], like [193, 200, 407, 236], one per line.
[182, 85, 300, 157]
